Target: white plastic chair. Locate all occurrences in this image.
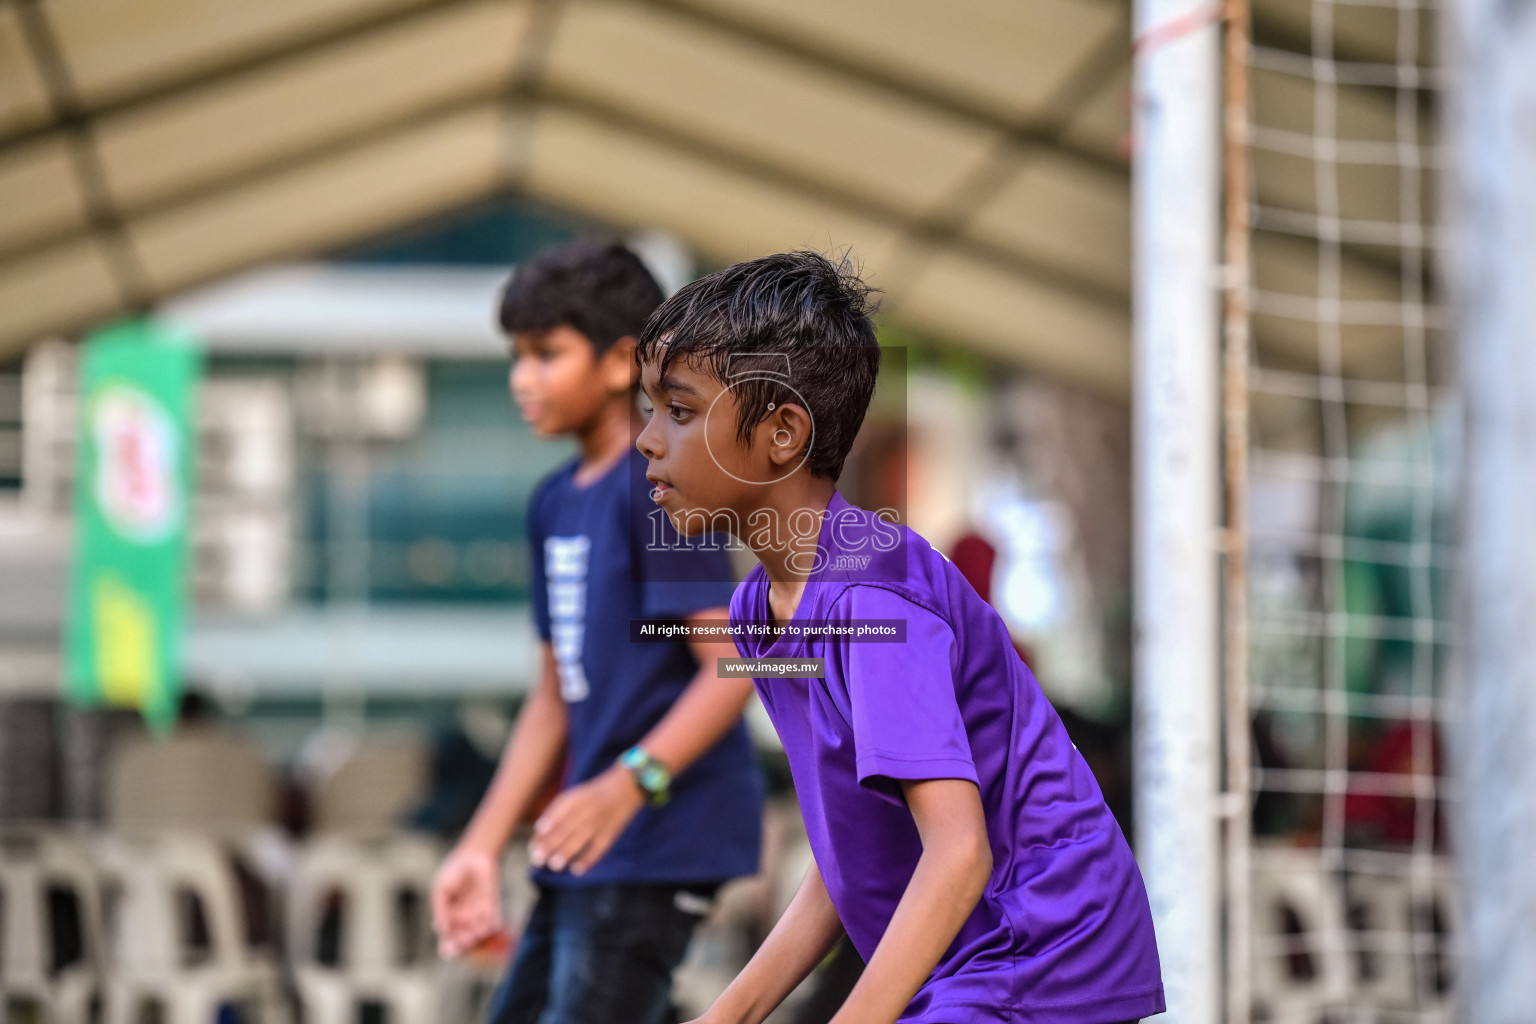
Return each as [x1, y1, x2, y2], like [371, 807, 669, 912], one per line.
[308, 734, 429, 838]
[1341, 869, 1417, 1011]
[1249, 845, 1350, 1023]
[96, 832, 287, 1024]
[286, 833, 445, 1024]
[107, 727, 275, 840]
[0, 828, 104, 1023]
[1409, 861, 1458, 1023]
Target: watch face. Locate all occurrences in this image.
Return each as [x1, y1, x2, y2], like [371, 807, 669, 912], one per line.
[641, 764, 668, 793]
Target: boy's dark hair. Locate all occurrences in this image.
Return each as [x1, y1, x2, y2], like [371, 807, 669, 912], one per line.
[499, 237, 664, 352]
[637, 251, 881, 481]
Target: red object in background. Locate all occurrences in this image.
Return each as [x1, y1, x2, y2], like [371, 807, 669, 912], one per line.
[1343, 720, 1446, 849]
[950, 533, 997, 603]
[464, 927, 514, 969]
[949, 532, 1035, 668]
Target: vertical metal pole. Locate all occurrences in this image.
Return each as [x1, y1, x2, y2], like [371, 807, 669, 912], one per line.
[324, 359, 371, 729]
[1132, 1, 1223, 1022]
[1448, 1, 1536, 1019]
[1220, 1, 1252, 1022]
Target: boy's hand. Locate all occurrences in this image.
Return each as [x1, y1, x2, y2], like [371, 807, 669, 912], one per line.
[529, 765, 645, 875]
[432, 843, 502, 959]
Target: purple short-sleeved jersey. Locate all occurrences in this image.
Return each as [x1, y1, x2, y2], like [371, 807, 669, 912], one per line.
[730, 491, 1164, 1024]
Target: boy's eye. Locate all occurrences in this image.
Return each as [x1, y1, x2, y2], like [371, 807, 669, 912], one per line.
[637, 393, 655, 418]
[668, 404, 692, 423]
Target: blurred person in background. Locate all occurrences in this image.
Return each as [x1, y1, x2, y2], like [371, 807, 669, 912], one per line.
[431, 238, 764, 1024]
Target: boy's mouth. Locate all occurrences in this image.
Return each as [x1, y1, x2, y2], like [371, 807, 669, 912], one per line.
[646, 473, 674, 503]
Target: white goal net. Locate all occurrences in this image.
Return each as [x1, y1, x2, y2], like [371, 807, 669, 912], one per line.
[1234, 0, 1457, 1021]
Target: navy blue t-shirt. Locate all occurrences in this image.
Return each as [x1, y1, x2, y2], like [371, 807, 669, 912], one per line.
[526, 447, 763, 886]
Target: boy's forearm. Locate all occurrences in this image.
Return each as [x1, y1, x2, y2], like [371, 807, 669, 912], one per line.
[708, 860, 846, 1024]
[639, 667, 754, 776]
[829, 789, 993, 1024]
[636, 608, 753, 776]
[460, 651, 568, 855]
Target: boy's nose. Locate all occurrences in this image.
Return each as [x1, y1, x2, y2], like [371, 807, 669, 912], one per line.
[635, 416, 663, 459]
[509, 358, 535, 397]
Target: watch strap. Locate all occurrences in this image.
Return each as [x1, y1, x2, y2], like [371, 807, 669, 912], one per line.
[619, 746, 671, 806]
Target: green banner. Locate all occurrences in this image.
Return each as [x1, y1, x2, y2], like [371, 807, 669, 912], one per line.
[65, 320, 203, 730]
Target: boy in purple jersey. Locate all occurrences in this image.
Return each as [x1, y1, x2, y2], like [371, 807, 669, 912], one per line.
[633, 252, 1164, 1024]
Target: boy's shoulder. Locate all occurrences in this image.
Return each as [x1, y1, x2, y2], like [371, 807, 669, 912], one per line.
[728, 560, 767, 617]
[528, 450, 650, 517]
[819, 494, 951, 613]
[817, 497, 1027, 666]
[728, 494, 968, 628]
[530, 453, 581, 498]
[524, 455, 579, 530]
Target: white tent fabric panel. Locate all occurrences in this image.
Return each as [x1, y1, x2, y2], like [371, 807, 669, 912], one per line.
[127, 105, 506, 294]
[0, 237, 122, 345]
[0, 0, 1140, 389]
[44, 0, 436, 104]
[899, 249, 1132, 394]
[523, 107, 906, 270]
[969, 154, 1132, 295]
[0, 8, 53, 136]
[90, 0, 534, 209]
[0, 0, 1412, 397]
[686, 0, 1125, 122]
[545, 2, 1008, 215]
[0, 136, 89, 253]
[1059, 61, 1132, 162]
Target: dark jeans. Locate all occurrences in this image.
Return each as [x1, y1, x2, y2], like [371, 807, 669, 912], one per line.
[485, 882, 717, 1024]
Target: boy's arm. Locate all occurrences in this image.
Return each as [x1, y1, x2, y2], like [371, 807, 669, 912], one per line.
[629, 607, 756, 774]
[460, 640, 569, 853]
[529, 606, 754, 874]
[432, 641, 567, 957]
[696, 857, 847, 1024]
[826, 777, 993, 1024]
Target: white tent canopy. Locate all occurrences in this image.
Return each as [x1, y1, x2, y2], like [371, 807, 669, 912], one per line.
[0, 0, 1423, 395]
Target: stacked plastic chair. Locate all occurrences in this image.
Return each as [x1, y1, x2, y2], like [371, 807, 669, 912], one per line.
[0, 699, 61, 821]
[285, 833, 444, 1024]
[288, 726, 537, 1024]
[107, 728, 274, 838]
[0, 828, 105, 1023]
[1249, 845, 1349, 1021]
[306, 731, 429, 836]
[99, 725, 288, 1024]
[1249, 843, 1460, 1023]
[95, 833, 286, 1024]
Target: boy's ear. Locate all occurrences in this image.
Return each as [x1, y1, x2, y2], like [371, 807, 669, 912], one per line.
[763, 403, 814, 471]
[601, 336, 640, 392]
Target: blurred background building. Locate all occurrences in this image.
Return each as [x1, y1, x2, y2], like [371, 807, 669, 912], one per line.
[0, 0, 1507, 1021]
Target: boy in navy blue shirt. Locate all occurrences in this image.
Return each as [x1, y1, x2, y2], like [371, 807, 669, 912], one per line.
[432, 239, 763, 1024]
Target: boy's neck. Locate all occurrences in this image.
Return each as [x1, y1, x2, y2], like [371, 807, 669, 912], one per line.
[747, 476, 838, 589]
[571, 393, 634, 485]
